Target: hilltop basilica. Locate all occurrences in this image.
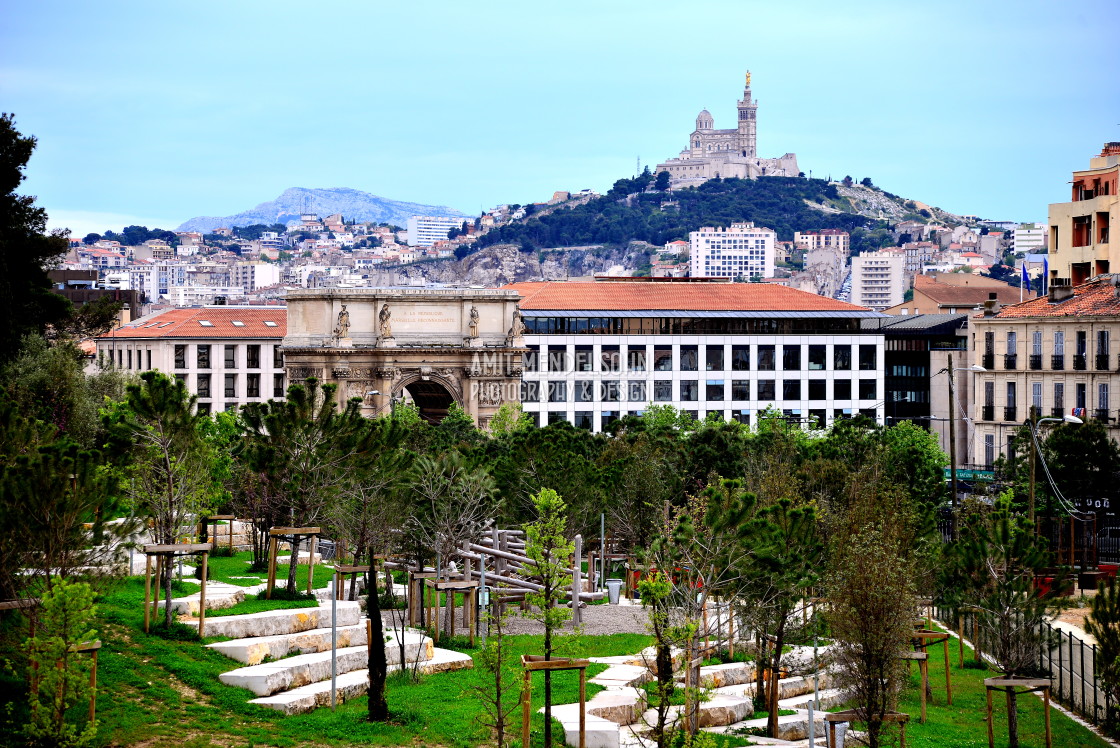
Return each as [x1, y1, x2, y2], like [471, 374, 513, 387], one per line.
[655, 72, 800, 185]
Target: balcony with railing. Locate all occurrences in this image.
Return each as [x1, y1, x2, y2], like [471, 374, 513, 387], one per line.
[1052, 407, 1065, 418]
[982, 353, 995, 370]
[1004, 354, 1018, 370]
[1098, 354, 1112, 371]
[1029, 354, 1043, 370]
[1095, 409, 1112, 423]
[1051, 355, 1065, 370]
[1004, 406, 1018, 422]
[1074, 354, 1087, 370]
[982, 405, 995, 421]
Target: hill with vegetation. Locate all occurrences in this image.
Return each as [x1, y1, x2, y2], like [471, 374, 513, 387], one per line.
[470, 172, 964, 258]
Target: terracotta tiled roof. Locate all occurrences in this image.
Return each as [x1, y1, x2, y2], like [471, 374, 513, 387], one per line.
[99, 307, 286, 339]
[915, 275, 1022, 307]
[991, 276, 1120, 319]
[505, 281, 869, 312]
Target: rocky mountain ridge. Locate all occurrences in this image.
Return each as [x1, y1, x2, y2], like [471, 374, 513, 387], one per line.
[177, 187, 464, 233]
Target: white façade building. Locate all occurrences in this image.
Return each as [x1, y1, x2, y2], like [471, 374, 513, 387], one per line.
[406, 215, 463, 247]
[507, 279, 886, 432]
[96, 306, 288, 414]
[689, 223, 776, 280]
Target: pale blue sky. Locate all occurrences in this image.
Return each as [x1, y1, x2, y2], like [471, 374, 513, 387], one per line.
[2, 0, 1117, 236]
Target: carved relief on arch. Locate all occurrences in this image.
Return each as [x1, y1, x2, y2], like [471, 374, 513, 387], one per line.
[396, 368, 464, 401]
[288, 366, 322, 380]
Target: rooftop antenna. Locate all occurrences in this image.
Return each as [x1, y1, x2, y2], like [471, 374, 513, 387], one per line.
[636, 156, 641, 177]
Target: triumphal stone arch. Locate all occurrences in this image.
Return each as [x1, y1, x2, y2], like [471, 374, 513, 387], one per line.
[282, 288, 526, 427]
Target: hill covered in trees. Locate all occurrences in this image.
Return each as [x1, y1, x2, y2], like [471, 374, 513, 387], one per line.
[472, 173, 881, 254]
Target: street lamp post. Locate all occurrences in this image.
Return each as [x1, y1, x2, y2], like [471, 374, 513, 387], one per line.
[939, 357, 985, 542]
[1027, 414, 1083, 527]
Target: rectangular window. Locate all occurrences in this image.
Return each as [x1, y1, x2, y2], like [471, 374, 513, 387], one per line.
[1054, 331, 1065, 355]
[730, 345, 749, 371]
[783, 380, 801, 400]
[654, 380, 673, 401]
[628, 347, 646, 372]
[1100, 383, 1110, 412]
[274, 373, 285, 398]
[601, 411, 619, 428]
[757, 380, 776, 400]
[653, 346, 673, 371]
[521, 381, 540, 402]
[731, 380, 750, 400]
[858, 345, 877, 371]
[732, 410, 750, 425]
[808, 379, 826, 400]
[196, 402, 211, 415]
[808, 345, 826, 370]
[833, 345, 851, 370]
[273, 345, 283, 368]
[1032, 331, 1043, 356]
[246, 344, 260, 369]
[574, 380, 593, 402]
[547, 412, 567, 425]
[574, 345, 593, 372]
[706, 380, 725, 401]
[574, 411, 593, 430]
[1006, 331, 1017, 355]
[679, 345, 698, 371]
[833, 379, 852, 399]
[1077, 330, 1088, 355]
[679, 380, 698, 401]
[601, 346, 620, 372]
[1006, 381, 1016, 407]
[146, 349, 151, 370]
[548, 381, 567, 402]
[757, 345, 776, 371]
[1032, 382, 1043, 410]
[628, 380, 647, 402]
[783, 345, 801, 371]
[174, 344, 186, 369]
[985, 331, 995, 354]
[601, 380, 620, 402]
[808, 409, 826, 428]
[247, 373, 260, 398]
[197, 373, 211, 398]
[984, 380, 995, 406]
[1077, 382, 1087, 409]
[548, 347, 568, 372]
[984, 434, 995, 468]
[1100, 330, 1111, 356]
[225, 345, 236, 369]
[224, 373, 237, 398]
[1054, 382, 1064, 412]
[705, 346, 724, 371]
[127, 349, 133, 369]
[525, 346, 539, 372]
[858, 379, 877, 400]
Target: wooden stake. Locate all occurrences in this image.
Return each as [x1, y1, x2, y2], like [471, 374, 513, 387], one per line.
[1044, 686, 1052, 748]
[143, 554, 152, 633]
[198, 552, 208, 638]
[986, 687, 994, 748]
[266, 536, 278, 600]
[579, 667, 586, 748]
[307, 535, 317, 594]
[919, 658, 928, 722]
[943, 636, 953, 705]
[522, 669, 532, 748]
[958, 615, 965, 669]
[88, 648, 98, 723]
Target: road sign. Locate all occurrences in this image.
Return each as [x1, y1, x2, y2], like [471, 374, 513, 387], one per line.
[943, 468, 996, 481]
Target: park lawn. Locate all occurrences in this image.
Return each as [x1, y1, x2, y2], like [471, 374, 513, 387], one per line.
[0, 575, 655, 748]
[202, 549, 333, 591]
[887, 625, 1111, 748]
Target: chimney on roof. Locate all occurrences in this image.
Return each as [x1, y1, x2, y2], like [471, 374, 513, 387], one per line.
[982, 292, 1001, 316]
[1049, 278, 1074, 303]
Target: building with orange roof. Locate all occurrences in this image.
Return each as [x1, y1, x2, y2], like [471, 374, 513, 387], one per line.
[969, 274, 1120, 472]
[505, 278, 886, 432]
[885, 273, 1022, 316]
[1049, 142, 1120, 286]
[96, 306, 287, 414]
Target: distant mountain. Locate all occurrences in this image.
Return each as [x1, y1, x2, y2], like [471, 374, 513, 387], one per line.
[176, 187, 464, 233]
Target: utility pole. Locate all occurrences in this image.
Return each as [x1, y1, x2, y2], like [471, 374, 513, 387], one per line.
[1029, 407, 1038, 528]
[948, 353, 959, 542]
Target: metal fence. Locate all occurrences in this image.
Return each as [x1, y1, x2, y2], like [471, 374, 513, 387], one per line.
[935, 605, 1111, 730]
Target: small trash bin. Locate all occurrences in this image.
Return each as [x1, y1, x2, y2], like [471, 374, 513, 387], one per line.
[605, 578, 623, 605]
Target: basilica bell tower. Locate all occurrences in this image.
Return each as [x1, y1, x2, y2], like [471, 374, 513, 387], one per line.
[737, 71, 758, 158]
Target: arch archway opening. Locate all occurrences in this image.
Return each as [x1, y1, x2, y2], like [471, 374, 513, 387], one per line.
[401, 380, 456, 424]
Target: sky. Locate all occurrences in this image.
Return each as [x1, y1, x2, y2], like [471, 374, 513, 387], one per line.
[2, 0, 1118, 237]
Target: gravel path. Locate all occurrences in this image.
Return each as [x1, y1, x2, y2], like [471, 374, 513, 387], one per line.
[380, 601, 650, 637]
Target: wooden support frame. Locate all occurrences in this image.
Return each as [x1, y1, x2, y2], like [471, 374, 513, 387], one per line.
[899, 651, 929, 722]
[265, 527, 321, 600]
[408, 571, 438, 627]
[335, 564, 371, 601]
[826, 709, 909, 748]
[911, 629, 953, 705]
[68, 640, 101, 724]
[984, 676, 1052, 748]
[142, 543, 211, 636]
[201, 514, 237, 552]
[423, 578, 479, 646]
[521, 655, 590, 748]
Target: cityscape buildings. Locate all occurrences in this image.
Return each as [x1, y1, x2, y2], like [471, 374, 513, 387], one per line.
[689, 222, 776, 280]
[1048, 142, 1120, 286]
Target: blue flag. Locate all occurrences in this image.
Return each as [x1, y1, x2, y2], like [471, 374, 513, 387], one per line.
[1022, 263, 1030, 293]
[1043, 258, 1049, 294]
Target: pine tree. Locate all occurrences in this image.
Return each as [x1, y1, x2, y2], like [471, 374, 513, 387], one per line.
[1087, 579, 1120, 734]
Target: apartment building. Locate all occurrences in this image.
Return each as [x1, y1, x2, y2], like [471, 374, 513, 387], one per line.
[794, 229, 850, 254]
[406, 215, 463, 247]
[970, 275, 1120, 467]
[689, 222, 776, 280]
[509, 279, 886, 432]
[1049, 142, 1120, 285]
[851, 250, 905, 310]
[96, 307, 287, 414]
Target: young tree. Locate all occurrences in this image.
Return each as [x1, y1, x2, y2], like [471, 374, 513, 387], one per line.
[522, 487, 575, 748]
[104, 372, 216, 626]
[1087, 579, 1120, 733]
[469, 603, 521, 748]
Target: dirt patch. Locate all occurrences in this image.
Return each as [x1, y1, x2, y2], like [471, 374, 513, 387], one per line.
[1058, 606, 1090, 629]
[168, 675, 205, 703]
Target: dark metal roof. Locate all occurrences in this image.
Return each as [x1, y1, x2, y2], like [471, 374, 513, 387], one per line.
[861, 313, 969, 335]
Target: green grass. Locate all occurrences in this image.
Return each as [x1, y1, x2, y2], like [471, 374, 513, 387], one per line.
[835, 622, 1111, 748]
[199, 549, 333, 590]
[0, 575, 653, 748]
[205, 591, 319, 618]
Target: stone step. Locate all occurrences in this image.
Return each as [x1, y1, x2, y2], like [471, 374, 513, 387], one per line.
[588, 663, 651, 689]
[716, 712, 825, 743]
[698, 661, 756, 689]
[645, 693, 753, 729]
[183, 600, 360, 639]
[545, 702, 620, 748]
[249, 647, 474, 715]
[156, 582, 251, 615]
[207, 624, 432, 665]
[586, 686, 646, 725]
[779, 687, 848, 712]
[219, 631, 434, 696]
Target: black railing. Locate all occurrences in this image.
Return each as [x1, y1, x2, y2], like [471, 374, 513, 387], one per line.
[982, 405, 995, 421]
[1097, 354, 1112, 371]
[1052, 354, 1065, 370]
[983, 353, 995, 370]
[1052, 407, 1065, 418]
[1004, 353, 1018, 370]
[1004, 406, 1018, 421]
[1074, 354, 1087, 370]
[1095, 409, 1111, 422]
[1030, 354, 1043, 370]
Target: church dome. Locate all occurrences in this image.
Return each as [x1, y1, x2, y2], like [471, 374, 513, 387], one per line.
[695, 109, 713, 130]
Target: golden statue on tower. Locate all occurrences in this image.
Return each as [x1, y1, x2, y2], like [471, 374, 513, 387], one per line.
[745, 71, 751, 87]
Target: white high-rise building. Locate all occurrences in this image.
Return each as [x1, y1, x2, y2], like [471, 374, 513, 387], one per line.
[851, 250, 906, 311]
[689, 222, 776, 280]
[1011, 222, 1047, 254]
[406, 215, 463, 247]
